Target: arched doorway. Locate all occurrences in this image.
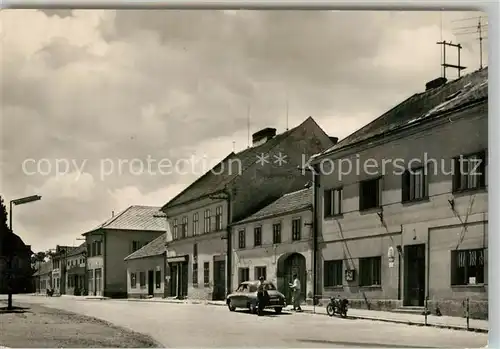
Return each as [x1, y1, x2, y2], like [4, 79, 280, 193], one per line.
[276, 253, 307, 304]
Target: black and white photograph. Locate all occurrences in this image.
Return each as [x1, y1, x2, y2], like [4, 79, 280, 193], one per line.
[0, 8, 491, 348]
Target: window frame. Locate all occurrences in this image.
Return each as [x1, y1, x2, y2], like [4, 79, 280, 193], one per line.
[193, 212, 199, 236]
[359, 256, 382, 287]
[203, 262, 210, 286]
[324, 187, 343, 217]
[238, 229, 246, 249]
[181, 216, 188, 238]
[172, 219, 178, 240]
[253, 226, 262, 247]
[215, 206, 223, 231]
[451, 248, 486, 286]
[238, 267, 250, 284]
[359, 177, 382, 211]
[323, 259, 343, 287]
[192, 262, 199, 287]
[452, 150, 487, 193]
[291, 218, 302, 241]
[272, 222, 282, 244]
[254, 266, 267, 280]
[204, 209, 211, 233]
[402, 166, 428, 203]
[155, 270, 161, 289]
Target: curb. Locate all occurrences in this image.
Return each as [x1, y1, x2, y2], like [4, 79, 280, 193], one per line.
[123, 298, 488, 333]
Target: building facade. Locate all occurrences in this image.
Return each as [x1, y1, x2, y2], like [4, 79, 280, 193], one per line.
[124, 234, 166, 299]
[50, 245, 76, 295]
[34, 260, 53, 294]
[311, 68, 488, 319]
[231, 187, 314, 304]
[83, 206, 166, 298]
[64, 243, 87, 295]
[161, 117, 335, 301]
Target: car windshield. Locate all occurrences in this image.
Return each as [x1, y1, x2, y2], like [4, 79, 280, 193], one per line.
[236, 284, 250, 292]
[248, 282, 276, 292]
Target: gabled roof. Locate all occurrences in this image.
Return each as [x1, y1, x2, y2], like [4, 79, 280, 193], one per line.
[85, 205, 167, 235]
[162, 117, 321, 210]
[66, 243, 86, 257]
[124, 233, 166, 261]
[33, 260, 53, 276]
[233, 187, 313, 225]
[316, 67, 488, 158]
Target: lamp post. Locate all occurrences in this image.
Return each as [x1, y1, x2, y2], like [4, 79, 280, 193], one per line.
[7, 194, 42, 310]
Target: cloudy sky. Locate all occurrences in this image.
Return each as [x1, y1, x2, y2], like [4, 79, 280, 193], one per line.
[0, 9, 488, 252]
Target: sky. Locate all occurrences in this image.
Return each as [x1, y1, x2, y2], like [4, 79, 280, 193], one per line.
[0, 9, 488, 253]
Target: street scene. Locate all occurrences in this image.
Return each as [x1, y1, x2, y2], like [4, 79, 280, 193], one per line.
[1, 8, 490, 349]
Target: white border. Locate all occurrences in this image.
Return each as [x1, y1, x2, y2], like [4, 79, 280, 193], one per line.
[0, 0, 497, 347]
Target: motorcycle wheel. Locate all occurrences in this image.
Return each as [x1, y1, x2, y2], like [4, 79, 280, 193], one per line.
[326, 304, 335, 317]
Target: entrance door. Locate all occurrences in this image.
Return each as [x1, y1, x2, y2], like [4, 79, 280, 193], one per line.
[94, 268, 102, 296]
[213, 260, 226, 301]
[181, 262, 188, 297]
[169, 264, 178, 297]
[404, 244, 426, 306]
[283, 253, 306, 304]
[148, 270, 154, 296]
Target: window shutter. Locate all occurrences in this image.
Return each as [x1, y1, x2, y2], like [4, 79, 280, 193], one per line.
[450, 250, 457, 285]
[402, 170, 410, 202]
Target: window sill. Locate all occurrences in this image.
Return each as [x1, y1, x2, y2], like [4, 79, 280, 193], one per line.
[453, 187, 487, 197]
[451, 284, 486, 289]
[360, 285, 382, 290]
[193, 283, 199, 288]
[402, 197, 429, 206]
[203, 283, 210, 288]
[359, 207, 382, 215]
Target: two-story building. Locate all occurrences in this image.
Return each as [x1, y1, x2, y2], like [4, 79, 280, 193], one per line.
[161, 117, 335, 301]
[33, 260, 53, 294]
[64, 243, 87, 295]
[83, 205, 166, 298]
[50, 245, 76, 295]
[310, 68, 488, 319]
[231, 187, 313, 304]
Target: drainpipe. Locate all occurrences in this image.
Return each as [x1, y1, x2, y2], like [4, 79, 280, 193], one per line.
[312, 164, 320, 305]
[426, 228, 430, 313]
[103, 232, 107, 297]
[225, 187, 233, 295]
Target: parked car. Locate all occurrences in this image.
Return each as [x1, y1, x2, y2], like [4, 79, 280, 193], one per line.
[226, 280, 286, 314]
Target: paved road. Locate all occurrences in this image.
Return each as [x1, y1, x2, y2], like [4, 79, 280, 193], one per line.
[7, 295, 488, 348]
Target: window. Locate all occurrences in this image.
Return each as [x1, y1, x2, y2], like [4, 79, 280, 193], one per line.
[139, 272, 146, 288]
[132, 241, 141, 252]
[238, 267, 250, 283]
[193, 263, 198, 286]
[359, 256, 381, 286]
[272, 223, 282, 244]
[254, 266, 266, 280]
[91, 242, 96, 257]
[402, 167, 427, 202]
[193, 212, 199, 236]
[193, 243, 198, 261]
[238, 229, 246, 249]
[292, 218, 301, 241]
[451, 248, 485, 285]
[155, 270, 161, 289]
[359, 177, 381, 211]
[254, 226, 262, 246]
[130, 273, 137, 288]
[324, 260, 343, 287]
[96, 241, 102, 255]
[181, 216, 188, 238]
[324, 188, 343, 217]
[203, 262, 210, 286]
[204, 209, 211, 233]
[172, 219, 178, 240]
[453, 151, 486, 192]
[215, 206, 223, 231]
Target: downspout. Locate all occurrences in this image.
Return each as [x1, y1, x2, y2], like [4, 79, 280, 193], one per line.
[103, 231, 107, 297]
[225, 187, 233, 295]
[426, 228, 430, 312]
[312, 164, 320, 305]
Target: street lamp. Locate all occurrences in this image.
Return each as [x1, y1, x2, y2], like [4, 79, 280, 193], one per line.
[7, 194, 41, 310]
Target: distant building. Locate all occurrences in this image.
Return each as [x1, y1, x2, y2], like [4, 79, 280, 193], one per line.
[50, 245, 77, 295]
[231, 187, 313, 304]
[64, 243, 87, 295]
[33, 260, 53, 294]
[0, 232, 34, 294]
[311, 68, 488, 318]
[124, 234, 167, 299]
[82, 206, 166, 298]
[161, 117, 335, 301]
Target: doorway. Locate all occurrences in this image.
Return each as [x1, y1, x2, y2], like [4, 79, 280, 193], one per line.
[404, 244, 426, 306]
[148, 270, 154, 296]
[169, 264, 178, 297]
[277, 253, 307, 304]
[213, 259, 226, 301]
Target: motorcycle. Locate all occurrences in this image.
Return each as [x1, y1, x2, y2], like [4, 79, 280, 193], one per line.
[326, 296, 348, 317]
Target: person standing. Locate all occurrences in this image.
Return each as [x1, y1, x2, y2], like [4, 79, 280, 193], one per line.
[256, 276, 267, 316]
[289, 273, 302, 312]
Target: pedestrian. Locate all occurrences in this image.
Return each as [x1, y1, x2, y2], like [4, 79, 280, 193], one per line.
[256, 276, 267, 316]
[289, 273, 302, 312]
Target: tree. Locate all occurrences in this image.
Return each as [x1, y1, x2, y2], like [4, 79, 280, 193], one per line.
[0, 195, 14, 309]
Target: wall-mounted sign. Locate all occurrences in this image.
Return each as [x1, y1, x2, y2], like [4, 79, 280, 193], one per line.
[345, 269, 355, 282]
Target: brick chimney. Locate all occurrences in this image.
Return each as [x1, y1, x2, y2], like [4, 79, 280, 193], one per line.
[425, 77, 447, 91]
[252, 127, 277, 147]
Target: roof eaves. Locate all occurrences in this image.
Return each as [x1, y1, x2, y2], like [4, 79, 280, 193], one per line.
[232, 204, 313, 226]
[83, 206, 133, 235]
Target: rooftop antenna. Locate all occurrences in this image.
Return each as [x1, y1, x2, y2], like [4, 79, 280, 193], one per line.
[436, 40, 466, 78]
[478, 16, 484, 69]
[285, 93, 289, 131]
[247, 104, 251, 148]
[440, 11, 444, 77]
[452, 15, 488, 70]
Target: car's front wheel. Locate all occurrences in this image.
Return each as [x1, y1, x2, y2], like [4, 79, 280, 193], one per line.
[249, 302, 257, 314]
[275, 307, 282, 314]
[227, 300, 236, 312]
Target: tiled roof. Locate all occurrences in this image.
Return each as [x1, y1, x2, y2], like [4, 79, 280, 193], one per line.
[86, 205, 167, 234]
[124, 233, 166, 261]
[233, 187, 313, 225]
[162, 117, 316, 210]
[66, 243, 86, 257]
[317, 67, 488, 157]
[33, 261, 53, 276]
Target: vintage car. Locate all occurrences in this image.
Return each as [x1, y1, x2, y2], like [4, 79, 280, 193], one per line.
[226, 280, 286, 314]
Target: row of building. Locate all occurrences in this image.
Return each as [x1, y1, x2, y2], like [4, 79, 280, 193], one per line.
[34, 68, 488, 319]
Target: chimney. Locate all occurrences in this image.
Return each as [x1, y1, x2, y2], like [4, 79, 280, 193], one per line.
[112, 211, 114, 218]
[425, 77, 447, 91]
[329, 136, 339, 145]
[252, 127, 277, 147]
